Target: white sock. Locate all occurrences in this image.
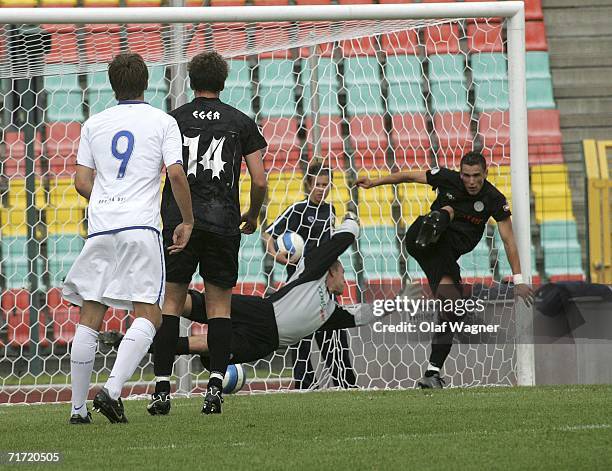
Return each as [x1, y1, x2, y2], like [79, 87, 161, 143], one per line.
[70, 324, 99, 417]
[105, 317, 156, 400]
[427, 364, 441, 373]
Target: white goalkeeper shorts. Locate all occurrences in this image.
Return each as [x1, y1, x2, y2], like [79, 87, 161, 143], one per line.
[62, 228, 165, 311]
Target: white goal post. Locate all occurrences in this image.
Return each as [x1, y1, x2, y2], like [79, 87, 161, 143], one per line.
[0, 2, 535, 403]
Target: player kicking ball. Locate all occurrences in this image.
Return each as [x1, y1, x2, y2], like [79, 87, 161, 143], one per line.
[62, 53, 193, 424]
[356, 152, 534, 388]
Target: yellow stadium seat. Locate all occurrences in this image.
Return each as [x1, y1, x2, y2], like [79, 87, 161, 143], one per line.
[531, 164, 569, 187]
[0, 207, 28, 237]
[40, 0, 77, 6]
[1, 0, 38, 6]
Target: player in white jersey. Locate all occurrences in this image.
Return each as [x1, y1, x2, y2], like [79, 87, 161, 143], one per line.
[62, 53, 194, 424]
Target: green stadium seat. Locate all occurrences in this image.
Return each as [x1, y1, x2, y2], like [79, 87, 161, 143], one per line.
[301, 58, 340, 116]
[219, 59, 253, 116]
[540, 220, 579, 244]
[525, 52, 555, 109]
[258, 59, 296, 117]
[238, 232, 265, 282]
[543, 244, 583, 279]
[360, 226, 401, 280]
[44, 69, 84, 122]
[47, 234, 84, 286]
[471, 53, 509, 111]
[406, 255, 426, 280]
[385, 56, 426, 113]
[87, 70, 114, 114]
[428, 55, 469, 112]
[1, 236, 44, 289]
[344, 57, 383, 115]
[458, 239, 492, 279]
[362, 252, 401, 280]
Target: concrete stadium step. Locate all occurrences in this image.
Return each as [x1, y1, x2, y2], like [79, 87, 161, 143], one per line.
[544, 6, 612, 37]
[557, 98, 612, 127]
[549, 38, 612, 68]
[552, 68, 612, 98]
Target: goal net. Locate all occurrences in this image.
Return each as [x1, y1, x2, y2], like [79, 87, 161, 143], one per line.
[0, 4, 532, 404]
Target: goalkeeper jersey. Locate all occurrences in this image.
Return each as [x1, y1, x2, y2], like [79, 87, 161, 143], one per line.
[77, 101, 183, 236]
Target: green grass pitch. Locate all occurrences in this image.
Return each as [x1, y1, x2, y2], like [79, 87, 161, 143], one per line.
[1, 385, 611, 470]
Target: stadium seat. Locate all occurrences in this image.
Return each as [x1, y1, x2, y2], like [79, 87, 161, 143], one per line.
[87, 70, 115, 114]
[478, 111, 510, 164]
[543, 243, 584, 281]
[385, 55, 425, 114]
[239, 233, 266, 282]
[525, 21, 548, 51]
[212, 22, 247, 57]
[40, 0, 78, 6]
[127, 24, 164, 63]
[2, 131, 43, 176]
[391, 112, 431, 167]
[344, 57, 383, 115]
[524, 0, 544, 21]
[493, 229, 538, 281]
[144, 65, 168, 111]
[531, 164, 573, 222]
[44, 69, 85, 122]
[428, 54, 469, 112]
[258, 59, 297, 117]
[84, 24, 121, 63]
[2, 289, 49, 348]
[349, 114, 388, 169]
[126, 0, 163, 5]
[254, 22, 291, 59]
[42, 24, 78, 64]
[253, 0, 290, 5]
[471, 53, 509, 111]
[459, 239, 492, 282]
[341, 35, 378, 57]
[424, 23, 460, 55]
[526, 52, 555, 109]
[358, 184, 396, 226]
[433, 112, 474, 167]
[300, 57, 341, 116]
[261, 117, 301, 171]
[540, 219, 580, 245]
[400, 183, 437, 224]
[361, 225, 401, 280]
[527, 109, 563, 164]
[44, 122, 80, 176]
[47, 288, 79, 346]
[467, 21, 503, 53]
[47, 234, 84, 284]
[219, 59, 252, 116]
[303, 115, 344, 163]
[381, 29, 419, 55]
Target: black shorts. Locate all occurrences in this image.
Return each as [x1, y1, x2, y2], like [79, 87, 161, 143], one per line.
[405, 216, 462, 294]
[163, 228, 240, 289]
[187, 290, 279, 364]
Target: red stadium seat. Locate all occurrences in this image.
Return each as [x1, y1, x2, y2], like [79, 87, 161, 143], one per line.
[391, 113, 431, 167]
[381, 29, 419, 55]
[3, 290, 48, 348]
[338, 0, 373, 4]
[51, 308, 80, 346]
[478, 111, 510, 164]
[254, 22, 291, 59]
[84, 25, 121, 63]
[210, 0, 246, 5]
[2, 131, 43, 176]
[528, 109, 564, 164]
[253, 0, 290, 5]
[379, 0, 413, 3]
[304, 115, 344, 163]
[127, 24, 164, 62]
[191, 322, 207, 337]
[213, 22, 247, 57]
[348, 114, 388, 169]
[233, 283, 267, 296]
[42, 24, 78, 64]
[295, 0, 331, 4]
[467, 21, 503, 53]
[45, 122, 81, 176]
[341, 36, 377, 57]
[261, 117, 301, 172]
[526, 21, 548, 51]
[525, 0, 544, 21]
[433, 112, 474, 167]
[424, 23, 460, 55]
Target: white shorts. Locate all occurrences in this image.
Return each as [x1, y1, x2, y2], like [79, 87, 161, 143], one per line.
[62, 228, 165, 311]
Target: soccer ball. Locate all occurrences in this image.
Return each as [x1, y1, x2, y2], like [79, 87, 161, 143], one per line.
[276, 231, 305, 263]
[222, 364, 247, 394]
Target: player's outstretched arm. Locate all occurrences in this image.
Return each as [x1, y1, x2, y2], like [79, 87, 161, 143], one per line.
[242, 149, 267, 234]
[167, 163, 194, 254]
[75, 165, 95, 200]
[355, 170, 428, 189]
[498, 217, 535, 306]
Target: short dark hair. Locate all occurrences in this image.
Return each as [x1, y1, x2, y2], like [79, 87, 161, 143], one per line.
[108, 52, 148, 101]
[304, 158, 332, 190]
[460, 151, 487, 172]
[188, 51, 228, 93]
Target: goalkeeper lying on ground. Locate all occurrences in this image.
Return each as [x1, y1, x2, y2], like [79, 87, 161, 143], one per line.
[142, 214, 377, 415]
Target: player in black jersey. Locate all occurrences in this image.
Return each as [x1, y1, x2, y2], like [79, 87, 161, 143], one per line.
[151, 52, 267, 415]
[356, 152, 534, 388]
[262, 161, 357, 389]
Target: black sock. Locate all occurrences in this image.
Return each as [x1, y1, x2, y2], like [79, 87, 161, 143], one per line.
[176, 336, 190, 355]
[153, 315, 180, 394]
[206, 317, 232, 389]
[428, 326, 455, 371]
